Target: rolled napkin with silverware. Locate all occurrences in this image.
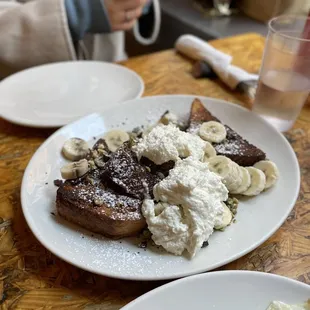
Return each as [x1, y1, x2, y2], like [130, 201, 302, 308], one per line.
[175, 34, 232, 66]
[175, 34, 259, 102]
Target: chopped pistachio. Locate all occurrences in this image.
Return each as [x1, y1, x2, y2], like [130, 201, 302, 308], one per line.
[142, 229, 152, 239]
[92, 150, 99, 158]
[225, 197, 239, 223]
[88, 160, 96, 170]
[87, 177, 95, 185]
[97, 148, 106, 155]
[97, 143, 105, 150]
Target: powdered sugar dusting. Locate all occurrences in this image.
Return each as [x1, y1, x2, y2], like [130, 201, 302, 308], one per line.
[82, 238, 184, 276]
[61, 229, 185, 277]
[215, 126, 252, 156]
[61, 183, 142, 221]
[215, 140, 241, 155]
[187, 122, 201, 135]
[188, 123, 252, 157]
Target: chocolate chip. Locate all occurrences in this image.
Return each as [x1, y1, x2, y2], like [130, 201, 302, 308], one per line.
[202, 241, 209, 248]
[54, 179, 63, 187]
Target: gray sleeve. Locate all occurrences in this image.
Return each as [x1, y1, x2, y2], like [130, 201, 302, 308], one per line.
[0, 0, 76, 78]
[65, 0, 111, 42]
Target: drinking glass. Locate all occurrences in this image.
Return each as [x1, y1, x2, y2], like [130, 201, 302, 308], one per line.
[253, 15, 310, 132]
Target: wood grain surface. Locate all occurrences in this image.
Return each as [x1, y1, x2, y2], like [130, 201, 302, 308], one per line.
[0, 33, 309, 309]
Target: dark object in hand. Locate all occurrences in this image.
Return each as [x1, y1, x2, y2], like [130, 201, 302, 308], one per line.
[137, 4, 154, 38]
[192, 61, 217, 79]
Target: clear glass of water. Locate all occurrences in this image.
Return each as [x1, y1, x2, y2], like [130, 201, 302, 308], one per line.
[253, 15, 310, 132]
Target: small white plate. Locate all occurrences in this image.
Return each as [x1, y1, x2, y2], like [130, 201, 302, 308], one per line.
[21, 95, 300, 280]
[0, 61, 144, 127]
[121, 271, 310, 309]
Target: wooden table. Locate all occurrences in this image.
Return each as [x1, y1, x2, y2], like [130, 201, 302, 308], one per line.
[0, 33, 309, 309]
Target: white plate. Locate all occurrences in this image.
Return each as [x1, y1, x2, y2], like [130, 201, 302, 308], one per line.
[21, 95, 300, 280]
[0, 61, 144, 127]
[121, 271, 310, 309]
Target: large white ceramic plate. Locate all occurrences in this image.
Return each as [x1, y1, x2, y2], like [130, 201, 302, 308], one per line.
[121, 271, 310, 309]
[0, 61, 144, 127]
[21, 95, 300, 280]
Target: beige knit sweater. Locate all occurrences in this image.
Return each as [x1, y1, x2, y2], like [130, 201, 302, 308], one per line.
[0, 0, 127, 78]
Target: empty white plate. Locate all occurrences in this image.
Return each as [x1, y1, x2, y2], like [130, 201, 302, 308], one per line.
[0, 61, 144, 127]
[121, 271, 310, 309]
[21, 95, 300, 280]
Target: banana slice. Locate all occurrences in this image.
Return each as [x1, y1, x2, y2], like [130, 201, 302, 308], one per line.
[242, 167, 266, 196]
[62, 138, 89, 161]
[207, 156, 242, 192]
[103, 130, 130, 152]
[60, 159, 89, 180]
[199, 121, 227, 143]
[254, 160, 279, 189]
[203, 141, 217, 161]
[230, 167, 251, 194]
[214, 203, 233, 230]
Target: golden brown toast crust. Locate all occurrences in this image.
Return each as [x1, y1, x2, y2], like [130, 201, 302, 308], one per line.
[188, 99, 266, 166]
[189, 98, 220, 124]
[55, 145, 160, 239]
[56, 181, 146, 239]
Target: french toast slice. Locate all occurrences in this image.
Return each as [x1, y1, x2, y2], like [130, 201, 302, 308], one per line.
[56, 180, 145, 239]
[188, 98, 266, 166]
[56, 145, 159, 238]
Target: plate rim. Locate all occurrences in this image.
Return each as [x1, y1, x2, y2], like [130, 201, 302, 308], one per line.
[121, 270, 310, 309]
[21, 95, 300, 280]
[0, 60, 144, 128]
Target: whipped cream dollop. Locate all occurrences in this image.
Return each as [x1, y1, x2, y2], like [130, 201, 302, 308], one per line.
[142, 158, 228, 257]
[134, 124, 207, 165]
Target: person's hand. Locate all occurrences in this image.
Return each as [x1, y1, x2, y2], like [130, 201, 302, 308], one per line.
[105, 0, 149, 31]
